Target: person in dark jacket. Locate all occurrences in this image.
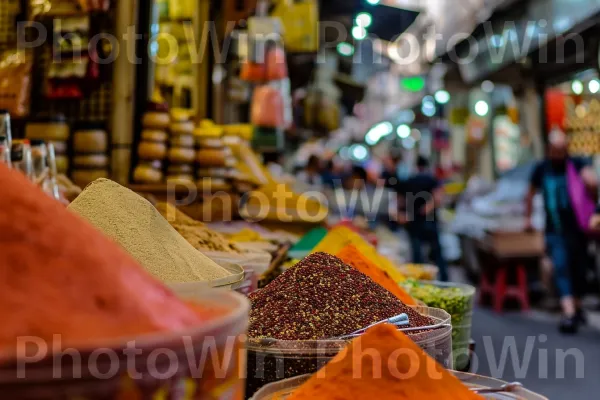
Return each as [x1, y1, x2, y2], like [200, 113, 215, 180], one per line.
[400, 156, 448, 282]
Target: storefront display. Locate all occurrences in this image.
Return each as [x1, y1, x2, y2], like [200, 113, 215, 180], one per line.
[0, 2, 577, 399]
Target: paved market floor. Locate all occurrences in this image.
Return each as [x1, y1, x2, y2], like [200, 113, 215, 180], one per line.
[471, 308, 600, 398]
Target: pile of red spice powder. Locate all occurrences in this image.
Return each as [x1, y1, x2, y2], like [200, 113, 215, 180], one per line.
[0, 164, 209, 355]
[248, 253, 433, 340]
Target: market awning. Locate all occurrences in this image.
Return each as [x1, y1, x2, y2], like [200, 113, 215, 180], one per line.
[445, 0, 600, 83]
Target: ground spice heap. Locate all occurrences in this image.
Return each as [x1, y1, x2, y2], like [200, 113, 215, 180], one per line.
[288, 323, 483, 400]
[0, 164, 208, 351]
[155, 202, 241, 253]
[337, 244, 417, 305]
[248, 253, 432, 340]
[69, 179, 230, 283]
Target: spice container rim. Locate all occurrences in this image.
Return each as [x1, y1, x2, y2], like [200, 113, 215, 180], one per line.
[406, 280, 477, 297]
[247, 306, 451, 354]
[0, 289, 249, 371]
[398, 263, 440, 280]
[250, 372, 549, 400]
[167, 260, 245, 293]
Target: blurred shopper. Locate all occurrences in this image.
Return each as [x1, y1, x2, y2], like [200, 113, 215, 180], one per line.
[381, 149, 403, 188]
[321, 159, 338, 189]
[525, 130, 597, 334]
[296, 155, 322, 186]
[343, 165, 368, 191]
[264, 152, 284, 178]
[401, 156, 448, 281]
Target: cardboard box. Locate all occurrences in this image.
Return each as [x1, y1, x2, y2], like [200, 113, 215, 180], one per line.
[482, 230, 544, 257]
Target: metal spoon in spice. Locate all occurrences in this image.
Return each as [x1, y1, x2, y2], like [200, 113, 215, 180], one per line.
[470, 382, 523, 394]
[335, 313, 409, 340]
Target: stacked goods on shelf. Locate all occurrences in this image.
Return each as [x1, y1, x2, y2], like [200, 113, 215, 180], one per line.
[0, 50, 33, 118]
[226, 126, 270, 190]
[167, 109, 195, 184]
[194, 121, 234, 192]
[133, 106, 170, 183]
[565, 98, 600, 155]
[71, 122, 110, 187]
[25, 114, 69, 174]
[233, 138, 326, 230]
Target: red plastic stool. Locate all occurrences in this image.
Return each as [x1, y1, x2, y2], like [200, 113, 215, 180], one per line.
[479, 263, 530, 313]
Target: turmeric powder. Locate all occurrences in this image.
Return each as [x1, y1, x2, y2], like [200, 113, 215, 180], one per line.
[288, 323, 483, 400]
[337, 245, 416, 305]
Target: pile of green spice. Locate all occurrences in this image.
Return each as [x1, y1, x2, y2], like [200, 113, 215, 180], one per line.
[248, 253, 433, 340]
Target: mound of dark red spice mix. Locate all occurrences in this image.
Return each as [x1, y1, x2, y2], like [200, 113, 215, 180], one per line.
[248, 253, 434, 340]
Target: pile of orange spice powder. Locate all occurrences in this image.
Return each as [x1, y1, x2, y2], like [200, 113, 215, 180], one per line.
[336, 245, 416, 305]
[0, 164, 209, 354]
[288, 323, 483, 400]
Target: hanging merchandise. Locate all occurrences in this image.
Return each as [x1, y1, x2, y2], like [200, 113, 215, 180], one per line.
[265, 44, 288, 81]
[46, 16, 101, 99]
[29, 0, 110, 18]
[0, 50, 33, 117]
[168, 0, 194, 20]
[271, 0, 319, 53]
[240, 62, 266, 83]
[465, 117, 487, 145]
[251, 85, 284, 128]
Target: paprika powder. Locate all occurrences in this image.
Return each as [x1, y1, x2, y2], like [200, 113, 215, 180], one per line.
[0, 164, 207, 354]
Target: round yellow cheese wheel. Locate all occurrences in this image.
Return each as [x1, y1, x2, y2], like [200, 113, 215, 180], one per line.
[196, 167, 231, 178]
[195, 137, 224, 149]
[141, 129, 168, 143]
[197, 177, 231, 192]
[196, 149, 227, 167]
[170, 108, 192, 122]
[170, 121, 194, 135]
[26, 123, 70, 141]
[170, 134, 194, 148]
[55, 155, 69, 174]
[73, 154, 109, 168]
[142, 112, 170, 129]
[167, 164, 194, 175]
[138, 141, 167, 160]
[168, 146, 195, 164]
[133, 165, 163, 183]
[72, 169, 110, 188]
[166, 174, 195, 185]
[225, 157, 236, 167]
[73, 130, 108, 153]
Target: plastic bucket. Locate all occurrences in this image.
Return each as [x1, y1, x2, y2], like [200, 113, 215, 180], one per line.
[0, 289, 249, 399]
[245, 306, 452, 399]
[402, 280, 476, 371]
